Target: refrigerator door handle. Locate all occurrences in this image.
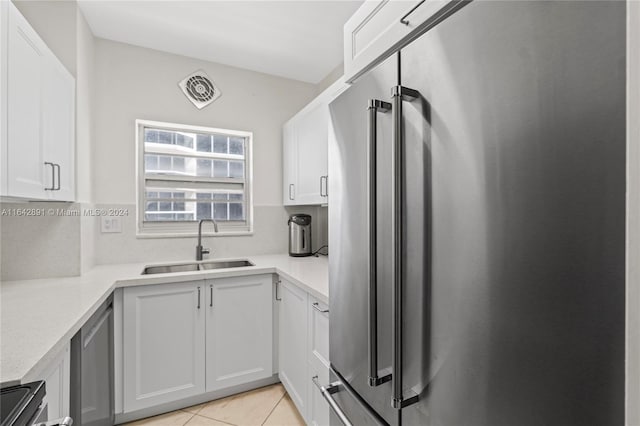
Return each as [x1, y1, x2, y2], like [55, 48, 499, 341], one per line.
[367, 99, 393, 388]
[314, 377, 354, 426]
[390, 85, 420, 409]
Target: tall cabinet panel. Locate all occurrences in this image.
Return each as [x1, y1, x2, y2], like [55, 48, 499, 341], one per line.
[6, 3, 46, 198]
[205, 274, 273, 392]
[123, 281, 205, 412]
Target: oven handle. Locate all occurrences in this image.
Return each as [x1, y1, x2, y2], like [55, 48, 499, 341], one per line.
[33, 416, 74, 426]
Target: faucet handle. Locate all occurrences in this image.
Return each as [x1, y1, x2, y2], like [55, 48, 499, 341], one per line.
[202, 248, 210, 256]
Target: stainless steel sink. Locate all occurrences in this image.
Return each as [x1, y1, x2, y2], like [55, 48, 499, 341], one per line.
[199, 260, 254, 270]
[142, 259, 254, 275]
[142, 263, 200, 275]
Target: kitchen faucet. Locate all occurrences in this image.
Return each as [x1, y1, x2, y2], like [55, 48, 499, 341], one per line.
[196, 219, 219, 260]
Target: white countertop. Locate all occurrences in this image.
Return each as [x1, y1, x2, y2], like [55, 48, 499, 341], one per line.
[0, 254, 328, 386]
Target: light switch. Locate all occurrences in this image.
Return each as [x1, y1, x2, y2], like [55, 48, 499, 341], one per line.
[101, 216, 122, 233]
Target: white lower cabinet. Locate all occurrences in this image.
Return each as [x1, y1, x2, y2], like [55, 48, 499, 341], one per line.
[123, 281, 206, 412]
[121, 275, 274, 414]
[119, 273, 328, 423]
[278, 280, 331, 425]
[308, 363, 330, 426]
[206, 275, 273, 391]
[307, 297, 330, 426]
[278, 278, 309, 419]
[40, 343, 71, 421]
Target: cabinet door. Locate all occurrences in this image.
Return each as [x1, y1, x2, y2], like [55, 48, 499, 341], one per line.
[294, 103, 328, 205]
[123, 281, 205, 412]
[308, 297, 329, 371]
[42, 343, 71, 421]
[205, 274, 273, 392]
[308, 297, 330, 426]
[283, 120, 297, 205]
[308, 363, 330, 426]
[42, 54, 75, 201]
[6, 3, 47, 198]
[343, 0, 450, 82]
[278, 279, 308, 419]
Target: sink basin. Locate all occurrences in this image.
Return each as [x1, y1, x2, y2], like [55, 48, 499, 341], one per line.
[142, 259, 254, 275]
[199, 260, 254, 270]
[142, 263, 200, 275]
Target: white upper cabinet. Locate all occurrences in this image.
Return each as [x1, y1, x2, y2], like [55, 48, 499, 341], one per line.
[42, 54, 75, 201]
[344, 0, 454, 82]
[283, 120, 298, 205]
[292, 102, 329, 205]
[5, 3, 47, 198]
[283, 78, 348, 206]
[1, 2, 75, 201]
[205, 274, 273, 392]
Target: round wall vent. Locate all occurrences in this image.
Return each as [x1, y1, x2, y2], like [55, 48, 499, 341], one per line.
[178, 70, 222, 109]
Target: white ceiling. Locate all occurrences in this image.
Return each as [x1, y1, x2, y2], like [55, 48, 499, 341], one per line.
[78, 0, 363, 84]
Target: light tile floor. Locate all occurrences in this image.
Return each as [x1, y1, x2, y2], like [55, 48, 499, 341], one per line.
[124, 384, 306, 426]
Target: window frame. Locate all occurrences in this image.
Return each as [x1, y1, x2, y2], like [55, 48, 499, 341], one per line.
[135, 119, 254, 238]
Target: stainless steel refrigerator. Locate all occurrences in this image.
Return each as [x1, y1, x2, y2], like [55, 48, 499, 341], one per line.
[326, 1, 626, 425]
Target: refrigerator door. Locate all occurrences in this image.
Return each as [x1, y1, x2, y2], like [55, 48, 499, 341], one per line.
[328, 53, 399, 425]
[398, 1, 626, 425]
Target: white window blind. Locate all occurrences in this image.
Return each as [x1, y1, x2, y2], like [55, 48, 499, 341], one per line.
[136, 120, 253, 236]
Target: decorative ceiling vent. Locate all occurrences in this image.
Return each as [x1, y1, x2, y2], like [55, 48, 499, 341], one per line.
[178, 70, 221, 109]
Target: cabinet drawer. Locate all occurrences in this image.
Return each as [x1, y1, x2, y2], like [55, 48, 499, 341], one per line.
[308, 297, 329, 371]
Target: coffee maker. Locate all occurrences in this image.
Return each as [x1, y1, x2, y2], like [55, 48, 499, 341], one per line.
[288, 214, 312, 257]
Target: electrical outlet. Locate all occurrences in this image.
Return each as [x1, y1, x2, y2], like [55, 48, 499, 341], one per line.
[101, 216, 122, 233]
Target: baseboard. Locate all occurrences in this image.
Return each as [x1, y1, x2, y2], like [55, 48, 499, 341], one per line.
[114, 375, 280, 424]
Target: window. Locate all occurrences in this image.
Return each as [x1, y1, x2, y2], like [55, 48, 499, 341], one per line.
[136, 120, 252, 236]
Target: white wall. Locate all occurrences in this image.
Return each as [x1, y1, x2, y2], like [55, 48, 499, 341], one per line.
[76, 6, 94, 205]
[627, 1, 640, 424]
[315, 63, 343, 95]
[76, 7, 96, 273]
[91, 39, 317, 264]
[1, 202, 81, 280]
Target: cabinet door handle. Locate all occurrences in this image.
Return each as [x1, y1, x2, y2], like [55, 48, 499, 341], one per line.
[54, 163, 61, 190]
[197, 286, 201, 309]
[320, 176, 329, 197]
[275, 280, 282, 301]
[210, 285, 213, 307]
[44, 162, 56, 191]
[400, 0, 426, 25]
[289, 184, 295, 200]
[312, 302, 329, 314]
